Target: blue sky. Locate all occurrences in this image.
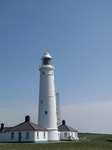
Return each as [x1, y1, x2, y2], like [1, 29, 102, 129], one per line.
[0, 0, 112, 133]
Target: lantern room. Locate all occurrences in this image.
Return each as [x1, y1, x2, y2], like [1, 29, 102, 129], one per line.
[41, 52, 52, 66]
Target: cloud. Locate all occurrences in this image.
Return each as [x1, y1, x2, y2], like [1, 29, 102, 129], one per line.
[61, 101, 112, 134]
[1, 100, 112, 134]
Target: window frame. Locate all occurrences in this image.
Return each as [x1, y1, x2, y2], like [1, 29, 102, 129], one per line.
[45, 111, 48, 114]
[64, 132, 67, 138]
[43, 131, 46, 139]
[37, 131, 39, 139]
[26, 131, 29, 139]
[11, 132, 14, 139]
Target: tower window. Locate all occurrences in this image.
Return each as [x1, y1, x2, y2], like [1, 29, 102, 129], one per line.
[45, 111, 48, 114]
[41, 100, 43, 104]
[43, 72, 44, 75]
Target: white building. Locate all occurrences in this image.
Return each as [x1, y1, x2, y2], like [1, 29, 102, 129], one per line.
[0, 117, 78, 143]
[58, 120, 78, 141]
[38, 52, 59, 141]
[0, 116, 48, 143]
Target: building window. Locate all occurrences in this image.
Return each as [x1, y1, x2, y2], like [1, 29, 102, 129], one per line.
[43, 132, 46, 139]
[11, 132, 14, 139]
[43, 72, 44, 75]
[26, 132, 29, 139]
[64, 132, 67, 138]
[45, 111, 48, 114]
[37, 132, 39, 139]
[41, 100, 43, 104]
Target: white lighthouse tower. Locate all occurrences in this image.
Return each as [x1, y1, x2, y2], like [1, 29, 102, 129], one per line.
[38, 52, 59, 141]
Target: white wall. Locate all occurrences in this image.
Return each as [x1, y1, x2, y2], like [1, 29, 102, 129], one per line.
[60, 131, 78, 140]
[0, 131, 35, 142]
[0, 133, 6, 142]
[34, 131, 48, 142]
[60, 131, 70, 140]
[0, 131, 48, 143]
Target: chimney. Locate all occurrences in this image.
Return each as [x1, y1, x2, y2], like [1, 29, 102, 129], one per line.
[1, 123, 4, 131]
[62, 120, 66, 125]
[25, 115, 30, 122]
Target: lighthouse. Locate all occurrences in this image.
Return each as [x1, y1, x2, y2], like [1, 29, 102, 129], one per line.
[38, 52, 59, 141]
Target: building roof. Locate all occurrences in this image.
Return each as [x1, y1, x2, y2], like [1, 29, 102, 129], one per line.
[1, 116, 47, 132]
[0, 127, 11, 133]
[6, 122, 47, 132]
[58, 120, 78, 132]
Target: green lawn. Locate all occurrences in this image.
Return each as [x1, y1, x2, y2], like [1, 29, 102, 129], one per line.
[0, 141, 112, 150]
[78, 133, 112, 141]
[0, 133, 112, 150]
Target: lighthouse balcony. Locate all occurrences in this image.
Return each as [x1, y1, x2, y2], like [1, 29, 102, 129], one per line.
[39, 65, 55, 70]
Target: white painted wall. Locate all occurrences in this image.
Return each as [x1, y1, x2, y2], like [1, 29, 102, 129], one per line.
[38, 52, 59, 141]
[34, 131, 48, 142]
[0, 131, 48, 143]
[60, 131, 78, 140]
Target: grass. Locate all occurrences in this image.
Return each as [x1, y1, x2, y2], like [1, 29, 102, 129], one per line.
[78, 132, 112, 141]
[0, 141, 112, 150]
[0, 133, 112, 150]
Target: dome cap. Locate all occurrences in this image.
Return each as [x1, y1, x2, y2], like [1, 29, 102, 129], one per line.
[42, 52, 52, 59]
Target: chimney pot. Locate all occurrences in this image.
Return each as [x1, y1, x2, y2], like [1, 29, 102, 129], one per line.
[62, 120, 66, 125]
[25, 115, 30, 122]
[1, 123, 4, 131]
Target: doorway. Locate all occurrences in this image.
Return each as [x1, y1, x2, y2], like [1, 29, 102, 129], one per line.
[18, 132, 21, 142]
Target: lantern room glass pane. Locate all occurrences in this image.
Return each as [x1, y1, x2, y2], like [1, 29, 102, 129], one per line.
[43, 58, 51, 65]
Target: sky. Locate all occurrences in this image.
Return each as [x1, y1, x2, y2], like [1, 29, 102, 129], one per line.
[0, 0, 112, 134]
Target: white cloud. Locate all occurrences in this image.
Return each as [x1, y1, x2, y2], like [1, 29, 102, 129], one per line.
[61, 101, 112, 134]
[1, 101, 112, 134]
